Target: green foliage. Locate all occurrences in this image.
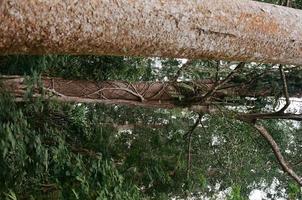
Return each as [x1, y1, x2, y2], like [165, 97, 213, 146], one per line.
[0, 55, 154, 81]
[227, 185, 247, 200]
[0, 94, 141, 199]
[288, 183, 302, 200]
[0, 54, 301, 199]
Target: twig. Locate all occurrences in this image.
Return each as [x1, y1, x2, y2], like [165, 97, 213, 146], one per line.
[84, 87, 145, 102]
[253, 123, 302, 186]
[277, 65, 290, 113]
[201, 62, 245, 102]
[293, 160, 302, 166]
[44, 87, 66, 98]
[215, 61, 220, 83]
[237, 65, 293, 123]
[172, 60, 194, 82]
[185, 113, 203, 179]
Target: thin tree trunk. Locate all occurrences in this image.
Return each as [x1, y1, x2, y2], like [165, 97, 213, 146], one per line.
[1, 0, 302, 65]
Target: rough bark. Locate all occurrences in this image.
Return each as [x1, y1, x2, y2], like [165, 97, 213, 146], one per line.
[0, 76, 283, 109]
[1, 0, 302, 65]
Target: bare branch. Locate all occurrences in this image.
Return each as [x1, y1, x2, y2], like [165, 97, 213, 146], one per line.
[190, 105, 302, 122]
[43, 87, 66, 98]
[201, 62, 245, 103]
[253, 124, 302, 186]
[172, 60, 194, 82]
[185, 113, 203, 179]
[239, 113, 302, 122]
[225, 65, 297, 122]
[277, 65, 290, 113]
[293, 160, 302, 166]
[84, 87, 145, 102]
[214, 61, 220, 83]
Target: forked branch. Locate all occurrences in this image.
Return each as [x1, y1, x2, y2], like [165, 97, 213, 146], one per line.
[236, 64, 294, 123]
[201, 62, 245, 103]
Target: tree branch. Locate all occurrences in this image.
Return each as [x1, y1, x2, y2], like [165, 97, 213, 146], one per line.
[239, 113, 302, 122]
[185, 113, 203, 179]
[84, 87, 145, 102]
[201, 62, 245, 103]
[277, 65, 290, 113]
[253, 123, 302, 186]
[237, 65, 296, 123]
[172, 60, 193, 82]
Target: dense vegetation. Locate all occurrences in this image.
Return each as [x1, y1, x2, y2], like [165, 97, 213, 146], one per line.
[0, 0, 302, 199]
[0, 54, 301, 199]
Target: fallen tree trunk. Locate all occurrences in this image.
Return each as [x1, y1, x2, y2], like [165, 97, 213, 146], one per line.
[0, 76, 280, 109]
[1, 0, 302, 65]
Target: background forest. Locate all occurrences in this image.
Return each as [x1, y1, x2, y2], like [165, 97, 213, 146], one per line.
[0, 0, 302, 200]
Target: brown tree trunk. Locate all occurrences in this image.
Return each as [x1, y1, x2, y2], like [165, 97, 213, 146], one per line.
[1, 0, 302, 65]
[0, 76, 286, 109]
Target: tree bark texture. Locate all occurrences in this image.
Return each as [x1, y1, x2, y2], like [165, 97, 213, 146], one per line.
[1, 76, 278, 109]
[1, 0, 302, 65]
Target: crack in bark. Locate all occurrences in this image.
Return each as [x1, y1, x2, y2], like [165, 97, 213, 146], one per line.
[194, 28, 237, 38]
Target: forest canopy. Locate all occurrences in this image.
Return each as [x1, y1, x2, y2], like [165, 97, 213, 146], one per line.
[0, 0, 302, 199]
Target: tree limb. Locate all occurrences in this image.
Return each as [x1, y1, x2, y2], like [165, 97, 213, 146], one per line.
[238, 65, 295, 122]
[253, 123, 302, 186]
[239, 113, 302, 122]
[201, 62, 245, 103]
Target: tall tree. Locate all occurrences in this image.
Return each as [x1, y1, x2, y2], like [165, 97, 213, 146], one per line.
[1, 0, 302, 65]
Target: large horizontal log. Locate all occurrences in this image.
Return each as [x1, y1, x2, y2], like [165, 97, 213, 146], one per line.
[2, 75, 301, 121]
[1, 0, 302, 65]
[0, 75, 286, 108]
